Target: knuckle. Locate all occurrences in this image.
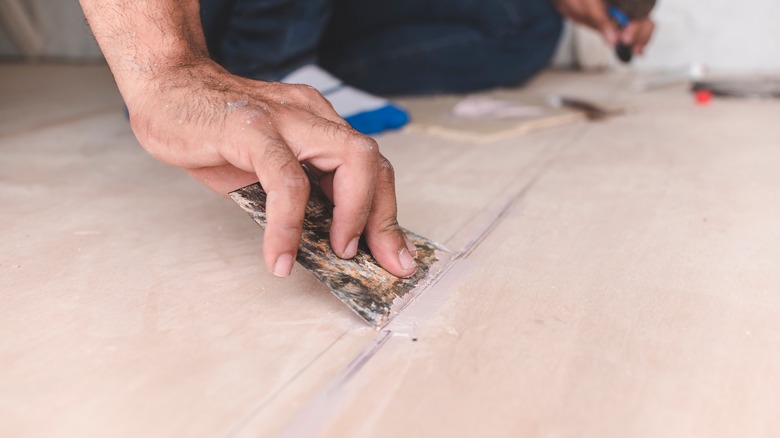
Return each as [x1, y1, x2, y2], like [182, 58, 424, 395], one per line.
[374, 216, 401, 235]
[259, 141, 309, 195]
[377, 156, 396, 183]
[235, 104, 270, 122]
[291, 84, 322, 100]
[377, 155, 395, 174]
[346, 134, 380, 157]
[279, 221, 304, 236]
[278, 162, 310, 193]
[266, 223, 303, 251]
[326, 120, 358, 139]
[261, 140, 291, 167]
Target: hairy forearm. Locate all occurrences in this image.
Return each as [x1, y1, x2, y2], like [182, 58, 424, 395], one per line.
[79, 0, 210, 105]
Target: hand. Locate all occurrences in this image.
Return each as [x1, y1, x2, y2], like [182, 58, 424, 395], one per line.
[126, 60, 418, 279]
[618, 18, 655, 55]
[79, 0, 415, 279]
[551, 0, 655, 54]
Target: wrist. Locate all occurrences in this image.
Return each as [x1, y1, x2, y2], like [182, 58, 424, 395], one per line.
[119, 54, 215, 111]
[79, 0, 211, 107]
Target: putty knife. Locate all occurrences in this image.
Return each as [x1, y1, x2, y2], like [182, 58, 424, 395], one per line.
[230, 179, 451, 328]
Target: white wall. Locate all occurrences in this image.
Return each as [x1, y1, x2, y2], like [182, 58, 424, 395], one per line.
[0, 18, 17, 55]
[636, 0, 780, 71]
[0, 0, 101, 59]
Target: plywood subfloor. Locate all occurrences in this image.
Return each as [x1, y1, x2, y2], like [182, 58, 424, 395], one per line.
[2, 63, 780, 437]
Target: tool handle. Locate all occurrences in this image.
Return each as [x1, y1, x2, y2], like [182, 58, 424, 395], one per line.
[616, 43, 633, 63]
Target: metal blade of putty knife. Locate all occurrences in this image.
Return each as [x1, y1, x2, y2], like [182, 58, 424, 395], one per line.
[229, 181, 451, 328]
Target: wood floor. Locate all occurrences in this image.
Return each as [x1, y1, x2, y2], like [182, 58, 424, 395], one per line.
[2, 63, 780, 437]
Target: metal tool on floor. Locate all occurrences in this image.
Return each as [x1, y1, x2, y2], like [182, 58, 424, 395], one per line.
[548, 95, 627, 120]
[230, 173, 451, 328]
[692, 78, 780, 99]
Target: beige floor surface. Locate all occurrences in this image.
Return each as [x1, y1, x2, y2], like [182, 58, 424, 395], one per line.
[2, 63, 780, 437]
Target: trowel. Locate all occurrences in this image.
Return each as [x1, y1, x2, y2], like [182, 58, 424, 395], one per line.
[230, 177, 451, 329]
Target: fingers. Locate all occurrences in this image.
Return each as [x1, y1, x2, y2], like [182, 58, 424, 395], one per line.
[283, 110, 413, 277]
[555, 0, 618, 45]
[554, 0, 656, 53]
[328, 135, 380, 260]
[364, 155, 418, 278]
[275, 113, 374, 258]
[295, 132, 414, 278]
[320, 144, 416, 278]
[297, 122, 412, 277]
[634, 19, 655, 54]
[582, 0, 618, 45]
[619, 18, 655, 54]
[250, 140, 310, 278]
[278, 119, 414, 278]
[236, 82, 412, 278]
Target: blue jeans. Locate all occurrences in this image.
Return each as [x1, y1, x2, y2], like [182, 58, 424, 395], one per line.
[200, 0, 563, 95]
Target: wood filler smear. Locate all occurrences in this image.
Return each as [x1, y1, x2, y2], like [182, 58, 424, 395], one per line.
[230, 181, 450, 329]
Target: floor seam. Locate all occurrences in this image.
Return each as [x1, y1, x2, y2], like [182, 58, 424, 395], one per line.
[230, 75, 635, 435]
[224, 329, 352, 438]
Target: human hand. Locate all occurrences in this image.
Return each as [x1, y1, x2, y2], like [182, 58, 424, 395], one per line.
[551, 0, 655, 54]
[617, 17, 655, 55]
[126, 60, 417, 279]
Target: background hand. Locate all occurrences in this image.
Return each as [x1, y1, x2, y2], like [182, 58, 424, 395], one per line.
[552, 0, 655, 54]
[618, 17, 655, 55]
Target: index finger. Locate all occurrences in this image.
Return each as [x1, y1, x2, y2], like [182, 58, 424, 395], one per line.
[328, 133, 380, 260]
[249, 140, 310, 278]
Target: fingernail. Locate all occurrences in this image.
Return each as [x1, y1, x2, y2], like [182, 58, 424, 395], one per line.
[404, 236, 417, 257]
[398, 248, 418, 273]
[273, 253, 294, 278]
[343, 237, 359, 259]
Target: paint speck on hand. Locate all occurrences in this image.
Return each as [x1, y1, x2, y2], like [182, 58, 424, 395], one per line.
[227, 99, 249, 110]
